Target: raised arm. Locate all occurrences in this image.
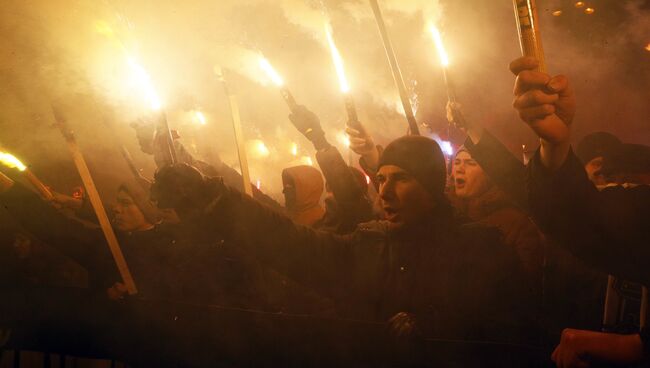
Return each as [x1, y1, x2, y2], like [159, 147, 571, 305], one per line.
[0, 172, 113, 282]
[151, 164, 358, 298]
[289, 106, 373, 230]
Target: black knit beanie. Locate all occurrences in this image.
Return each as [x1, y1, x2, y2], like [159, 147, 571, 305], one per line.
[378, 135, 447, 197]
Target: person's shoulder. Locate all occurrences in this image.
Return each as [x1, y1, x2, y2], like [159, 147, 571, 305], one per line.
[355, 220, 390, 236]
[455, 221, 511, 254]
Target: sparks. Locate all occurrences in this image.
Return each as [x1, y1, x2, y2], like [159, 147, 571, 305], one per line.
[259, 58, 285, 87]
[325, 24, 351, 94]
[0, 152, 27, 171]
[428, 24, 450, 68]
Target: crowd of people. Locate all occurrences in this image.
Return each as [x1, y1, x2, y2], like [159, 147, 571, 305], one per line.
[0, 56, 648, 367]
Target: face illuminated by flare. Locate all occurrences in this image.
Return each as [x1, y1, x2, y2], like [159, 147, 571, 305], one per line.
[452, 151, 492, 199]
[376, 165, 436, 232]
[112, 190, 153, 232]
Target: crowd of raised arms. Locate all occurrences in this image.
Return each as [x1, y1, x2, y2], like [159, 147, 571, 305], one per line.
[0, 56, 649, 368]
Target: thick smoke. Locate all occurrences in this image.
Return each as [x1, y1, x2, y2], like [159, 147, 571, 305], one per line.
[0, 0, 647, 202]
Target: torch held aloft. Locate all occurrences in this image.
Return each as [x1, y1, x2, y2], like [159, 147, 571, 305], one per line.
[52, 106, 138, 295]
[280, 87, 299, 112]
[513, 0, 546, 72]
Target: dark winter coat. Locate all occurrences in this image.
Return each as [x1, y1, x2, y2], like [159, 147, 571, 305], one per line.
[313, 146, 374, 234]
[0, 184, 266, 306]
[452, 186, 544, 276]
[528, 149, 650, 286]
[198, 180, 537, 347]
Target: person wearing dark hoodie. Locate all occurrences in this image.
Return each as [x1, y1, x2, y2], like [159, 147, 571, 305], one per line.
[151, 135, 538, 365]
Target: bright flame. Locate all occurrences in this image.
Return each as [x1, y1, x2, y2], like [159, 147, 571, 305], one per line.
[95, 20, 162, 111]
[552, 10, 563, 16]
[0, 152, 27, 171]
[429, 24, 450, 68]
[255, 140, 270, 157]
[337, 131, 351, 148]
[574, 1, 585, 8]
[290, 142, 298, 156]
[259, 58, 285, 87]
[584, 7, 595, 14]
[303, 156, 314, 166]
[126, 57, 162, 110]
[194, 110, 207, 125]
[439, 141, 454, 156]
[646, 43, 650, 52]
[256, 179, 262, 190]
[325, 24, 350, 93]
[365, 174, 371, 185]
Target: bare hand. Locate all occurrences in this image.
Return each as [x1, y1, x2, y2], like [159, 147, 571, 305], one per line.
[49, 191, 83, 210]
[551, 328, 643, 368]
[510, 57, 575, 145]
[107, 282, 128, 301]
[387, 312, 418, 339]
[345, 122, 379, 171]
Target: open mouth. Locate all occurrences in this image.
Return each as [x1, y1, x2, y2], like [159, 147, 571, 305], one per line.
[455, 178, 466, 187]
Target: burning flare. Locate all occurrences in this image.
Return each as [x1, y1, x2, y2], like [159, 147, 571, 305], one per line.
[194, 110, 207, 125]
[0, 152, 27, 171]
[95, 20, 162, 111]
[259, 58, 285, 87]
[126, 56, 162, 111]
[325, 24, 350, 93]
[429, 24, 450, 67]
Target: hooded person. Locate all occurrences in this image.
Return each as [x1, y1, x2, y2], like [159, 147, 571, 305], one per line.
[286, 105, 375, 233]
[281, 165, 325, 227]
[151, 135, 538, 365]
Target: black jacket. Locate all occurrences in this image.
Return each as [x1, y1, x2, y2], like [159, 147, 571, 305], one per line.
[198, 180, 537, 347]
[528, 149, 650, 286]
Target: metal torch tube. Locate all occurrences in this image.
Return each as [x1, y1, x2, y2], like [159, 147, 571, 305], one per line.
[23, 169, 54, 201]
[280, 87, 299, 113]
[369, 0, 420, 136]
[344, 95, 360, 128]
[442, 68, 466, 129]
[157, 113, 178, 165]
[513, 0, 546, 72]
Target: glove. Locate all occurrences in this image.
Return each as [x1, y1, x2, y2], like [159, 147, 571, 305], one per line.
[288, 105, 329, 150]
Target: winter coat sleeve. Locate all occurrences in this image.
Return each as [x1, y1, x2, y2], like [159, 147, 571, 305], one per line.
[172, 140, 285, 214]
[528, 148, 650, 286]
[315, 146, 373, 230]
[464, 131, 528, 209]
[205, 182, 358, 298]
[0, 183, 112, 281]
